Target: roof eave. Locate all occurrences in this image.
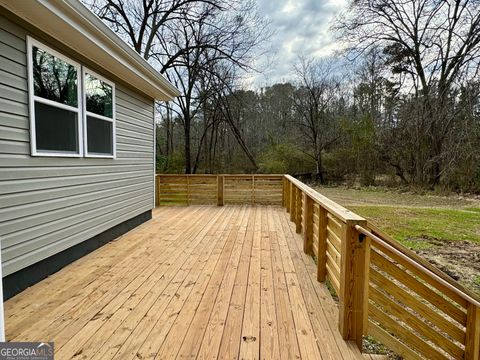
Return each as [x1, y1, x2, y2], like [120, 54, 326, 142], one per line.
[0, 0, 180, 101]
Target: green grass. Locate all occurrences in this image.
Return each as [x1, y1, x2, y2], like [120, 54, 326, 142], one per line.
[349, 205, 480, 249]
[315, 186, 480, 248]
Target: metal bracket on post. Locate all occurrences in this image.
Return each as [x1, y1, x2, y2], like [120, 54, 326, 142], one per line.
[358, 233, 366, 243]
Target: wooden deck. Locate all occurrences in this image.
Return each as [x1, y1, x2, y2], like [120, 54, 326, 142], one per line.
[5, 205, 363, 360]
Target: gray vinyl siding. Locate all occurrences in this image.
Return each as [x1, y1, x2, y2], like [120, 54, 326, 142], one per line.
[0, 14, 155, 276]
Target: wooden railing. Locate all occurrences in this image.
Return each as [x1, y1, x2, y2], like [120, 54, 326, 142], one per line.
[283, 174, 480, 360]
[283, 175, 369, 347]
[358, 224, 480, 360]
[155, 174, 283, 206]
[155, 174, 480, 359]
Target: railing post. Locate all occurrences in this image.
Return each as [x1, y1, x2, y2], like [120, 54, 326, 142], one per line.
[217, 175, 224, 206]
[155, 175, 160, 207]
[289, 183, 295, 222]
[285, 179, 291, 213]
[186, 176, 190, 205]
[252, 175, 255, 205]
[302, 193, 314, 254]
[295, 188, 302, 233]
[338, 219, 369, 350]
[466, 303, 480, 360]
[317, 206, 328, 282]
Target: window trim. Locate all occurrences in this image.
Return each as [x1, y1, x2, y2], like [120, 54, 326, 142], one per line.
[82, 67, 116, 159]
[27, 36, 84, 157]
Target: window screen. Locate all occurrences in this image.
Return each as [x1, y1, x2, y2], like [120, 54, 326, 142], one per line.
[35, 102, 78, 152]
[87, 116, 113, 155]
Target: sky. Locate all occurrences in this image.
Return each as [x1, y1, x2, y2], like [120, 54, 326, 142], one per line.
[245, 0, 349, 88]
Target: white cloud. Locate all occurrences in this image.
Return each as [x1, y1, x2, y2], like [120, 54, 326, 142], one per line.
[243, 0, 348, 89]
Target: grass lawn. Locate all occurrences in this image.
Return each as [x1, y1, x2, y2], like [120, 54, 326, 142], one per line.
[347, 205, 480, 249]
[315, 186, 480, 295]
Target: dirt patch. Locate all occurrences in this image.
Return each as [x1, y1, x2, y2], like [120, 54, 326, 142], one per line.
[362, 336, 400, 359]
[412, 235, 480, 295]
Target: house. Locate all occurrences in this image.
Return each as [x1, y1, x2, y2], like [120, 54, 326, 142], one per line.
[0, 0, 179, 304]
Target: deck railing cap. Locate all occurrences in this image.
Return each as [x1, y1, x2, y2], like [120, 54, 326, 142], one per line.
[284, 175, 365, 223]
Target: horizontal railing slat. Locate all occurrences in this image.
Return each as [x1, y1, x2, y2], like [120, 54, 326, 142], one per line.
[369, 303, 450, 360]
[369, 232, 468, 309]
[369, 285, 464, 359]
[367, 223, 480, 306]
[371, 249, 467, 325]
[367, 320, 424, 360]
[370, 268, 466, 344]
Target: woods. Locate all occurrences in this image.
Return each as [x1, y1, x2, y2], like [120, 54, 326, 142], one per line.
[85, 0, 480, 193]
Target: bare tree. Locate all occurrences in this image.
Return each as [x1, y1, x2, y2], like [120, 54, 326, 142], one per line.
[84, 0, 224, 64]
[293, 57, 342, 183]
[85, 0, 269, 173]
[335, 0, 480, 186]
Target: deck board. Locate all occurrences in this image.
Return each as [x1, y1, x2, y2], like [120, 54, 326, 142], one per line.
[5, 205, 363, 360]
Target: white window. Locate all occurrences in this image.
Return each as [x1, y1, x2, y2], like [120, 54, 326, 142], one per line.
[27, 37, 82, 157]
[27, 37, 116, 158]
[83, 69, 116, 158]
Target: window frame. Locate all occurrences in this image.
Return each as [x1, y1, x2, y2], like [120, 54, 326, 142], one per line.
[27, 36, 84, 157]
[82, 67, 116, 159]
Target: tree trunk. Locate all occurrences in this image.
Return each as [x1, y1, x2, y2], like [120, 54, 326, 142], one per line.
[315, 151, 324, 184]
[165, 106, 171, 170]
[225, 118, 258, 171]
